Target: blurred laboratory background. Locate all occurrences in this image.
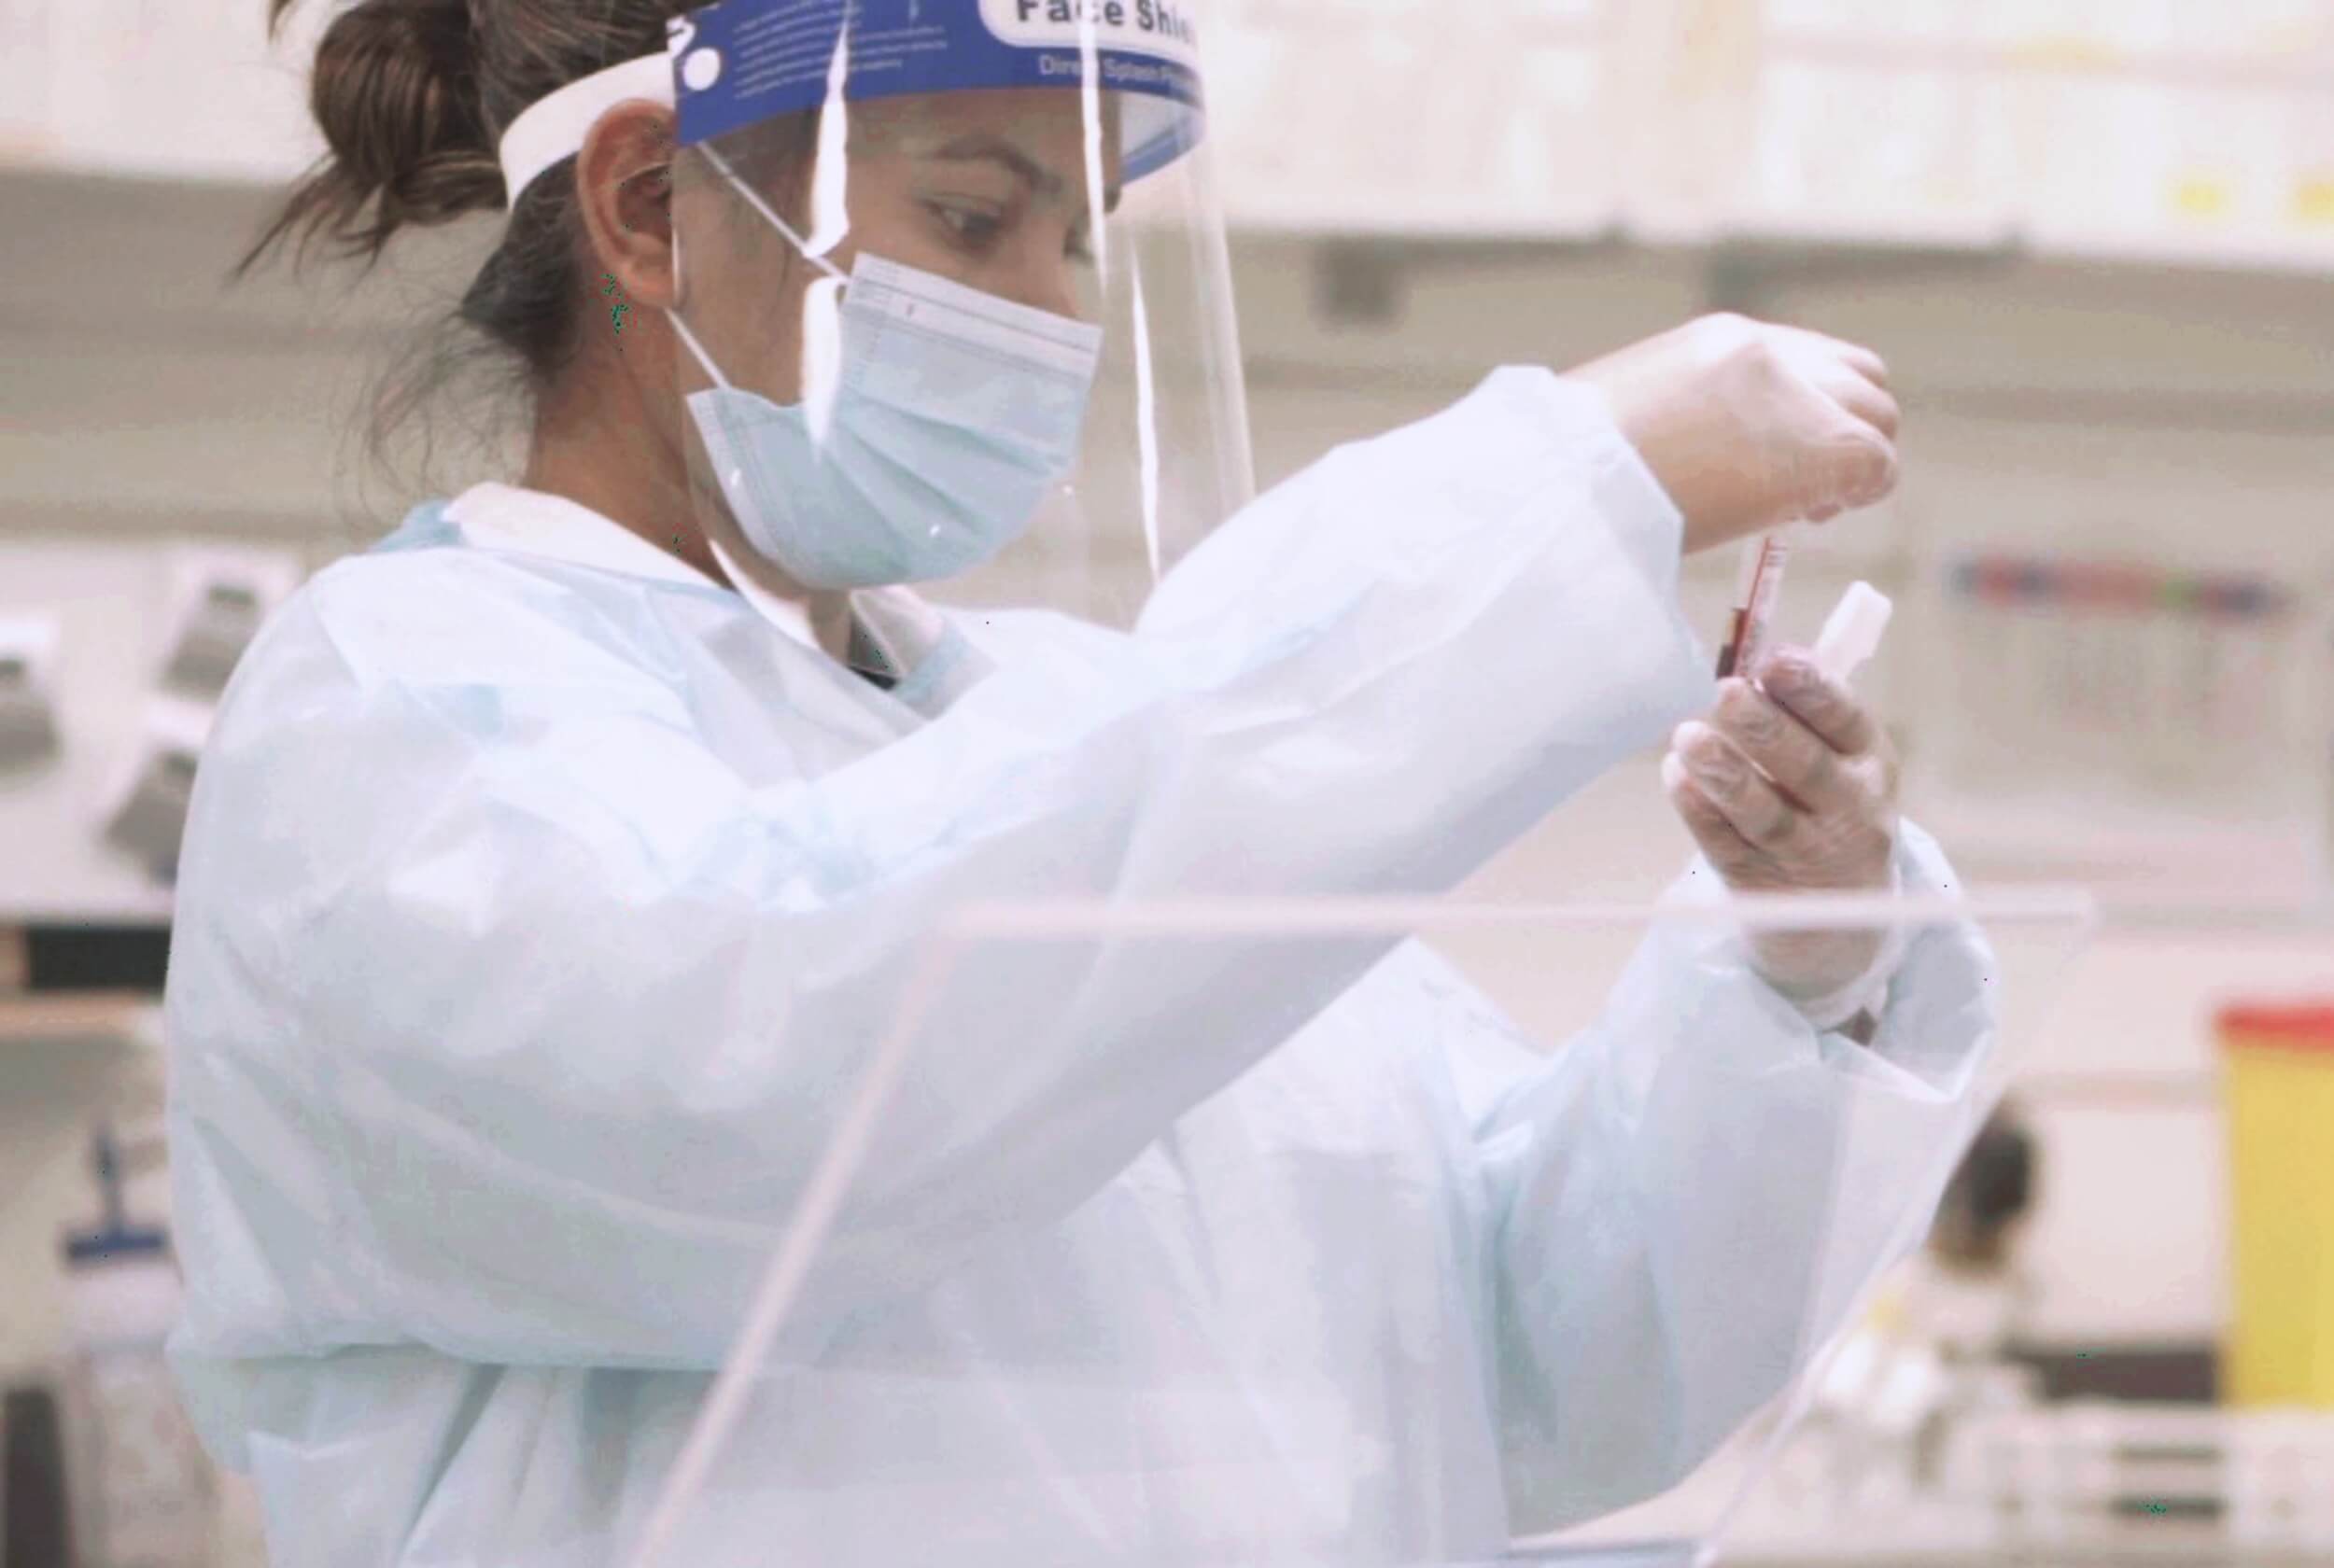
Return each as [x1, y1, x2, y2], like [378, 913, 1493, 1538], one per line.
[4, 0, 2334, 1564]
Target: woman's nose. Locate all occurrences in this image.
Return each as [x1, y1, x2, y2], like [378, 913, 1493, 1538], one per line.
[994, 245, 1085, 323]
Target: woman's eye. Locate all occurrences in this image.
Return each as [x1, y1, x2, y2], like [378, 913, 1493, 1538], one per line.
[932, 203, 1003, 248]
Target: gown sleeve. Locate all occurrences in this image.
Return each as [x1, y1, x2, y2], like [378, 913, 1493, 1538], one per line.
[1465, 820, 2002, 1533]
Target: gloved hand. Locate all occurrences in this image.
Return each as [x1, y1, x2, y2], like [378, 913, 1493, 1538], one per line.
[1662, 646, 1903, 1004]
[1566, 315, 1901, 554]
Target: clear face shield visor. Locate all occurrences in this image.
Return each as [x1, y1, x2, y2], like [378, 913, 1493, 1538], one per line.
[608, 889, 2093, 1567]
[651, 0, 1248, 630]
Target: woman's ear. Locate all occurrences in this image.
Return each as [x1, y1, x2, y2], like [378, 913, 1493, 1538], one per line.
[575, 101, 678, 311]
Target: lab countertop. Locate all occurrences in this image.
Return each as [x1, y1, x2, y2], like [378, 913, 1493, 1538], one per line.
[1507, 1532, 2334, 1568]
[1721, 1547, 2332, 1568]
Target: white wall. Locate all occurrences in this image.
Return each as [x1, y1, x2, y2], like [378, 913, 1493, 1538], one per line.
[5, 172, 2333, 1371]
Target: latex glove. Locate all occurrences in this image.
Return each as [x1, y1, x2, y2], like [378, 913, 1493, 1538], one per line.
[1662, 645, 1902, 1005]
[1566, 315, 1901, 554]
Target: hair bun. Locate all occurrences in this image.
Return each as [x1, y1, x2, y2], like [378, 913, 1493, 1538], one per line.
[246, 0, 504, 271]
[318, 0, 501, 217]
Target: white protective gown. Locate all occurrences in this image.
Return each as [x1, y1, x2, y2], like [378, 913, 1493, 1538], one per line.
[165, 370, 1996, 1567]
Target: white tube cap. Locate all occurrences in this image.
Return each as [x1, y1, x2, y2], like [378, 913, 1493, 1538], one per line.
[1813, 581, 1893, 687]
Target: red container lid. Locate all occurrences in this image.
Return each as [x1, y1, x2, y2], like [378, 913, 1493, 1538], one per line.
[2218, 1004, 2334, 1054]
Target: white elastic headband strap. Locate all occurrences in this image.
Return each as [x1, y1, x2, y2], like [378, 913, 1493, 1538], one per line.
[499, 52, 675, 205]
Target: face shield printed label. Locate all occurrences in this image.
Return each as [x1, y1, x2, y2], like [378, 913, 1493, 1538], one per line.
[671, 0, 1206, 175]
[977, 0, 1200, 65]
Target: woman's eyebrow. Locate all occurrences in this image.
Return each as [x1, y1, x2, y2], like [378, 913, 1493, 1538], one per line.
[929, 132, 1122, 214]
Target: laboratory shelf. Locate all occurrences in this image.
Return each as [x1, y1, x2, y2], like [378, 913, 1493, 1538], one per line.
[2019, 223, 2334, 280]
[1225, 211, 1625, 246]
[0, 993, 156, 1050]
[1762, 29, 2334, 96]
[0, 889, 176, 927]
[1724, 1552, 2334, 1568]
[1692, 217, 2334, 289]
[9, 0, 2334, 285]
[1706, 214, 2023, 256]
[1904, 813, 2327, 907]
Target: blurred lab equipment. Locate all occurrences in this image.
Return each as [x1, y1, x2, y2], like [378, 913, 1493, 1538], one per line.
[1739, 0, 2334, 259]
[0, 619, 62, 771]
[2217, 1001, 2334, 1408]
[3, 1385, 77, 1568]
[1756, 1104, 2041, 1522]
[1924, 552, 2327, 897]
[1721, 1085, 2334, 1560]
[1730, 1395, 2334, 1561]
[1208, 0, 1616, 234]
[58, 1124, 215, 1568]
[159, 587, 259, 696]
[1945, 1402, 2334, 1556]
[1939, 554, 2310, 813]
[97, 702, 210, 885]
[1927, 1100, 2037, 1281]
[154, 554, 298, 700]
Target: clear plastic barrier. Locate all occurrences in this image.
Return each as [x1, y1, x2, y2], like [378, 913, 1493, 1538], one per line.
[626, 889, 2091, 1568]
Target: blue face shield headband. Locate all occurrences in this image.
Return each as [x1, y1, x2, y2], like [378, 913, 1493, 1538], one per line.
[497, 1, 1205, 208]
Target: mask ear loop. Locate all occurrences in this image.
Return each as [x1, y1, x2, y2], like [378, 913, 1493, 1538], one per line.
[665, 216, 733, 393]
[677, 143, 851, 438]
[666, 309, 733, 395]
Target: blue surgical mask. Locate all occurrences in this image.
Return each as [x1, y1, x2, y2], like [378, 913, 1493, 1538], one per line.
[668, 158, 1104, 591]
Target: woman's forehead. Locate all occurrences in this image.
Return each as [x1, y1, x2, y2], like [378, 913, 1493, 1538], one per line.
[854, 88, 1126, 186]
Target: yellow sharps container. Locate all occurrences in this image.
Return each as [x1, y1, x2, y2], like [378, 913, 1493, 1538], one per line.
[2220, 1003, 2334, 1407]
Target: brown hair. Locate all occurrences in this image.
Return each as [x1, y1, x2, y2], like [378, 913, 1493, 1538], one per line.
[238, 0, 686, 473]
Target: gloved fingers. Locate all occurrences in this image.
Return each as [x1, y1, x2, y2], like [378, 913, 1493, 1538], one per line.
[1709, 677, 1845, 813]
[1826, 366, 1902, 441]
[1663, 749, 1765, 876]
[1832, 420, 1901, 511]
[1778, 324, 1891, 390]
[1673, 720, 1799, 847]
[1756, 647, 1883, 757]
[1779, 427, 1895, 528]
[1776, 382, 1898, 520]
